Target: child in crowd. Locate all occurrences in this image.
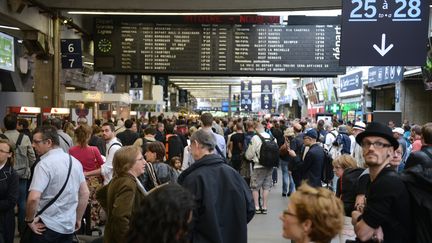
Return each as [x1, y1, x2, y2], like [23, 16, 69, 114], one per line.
[170, 156, 182, 174]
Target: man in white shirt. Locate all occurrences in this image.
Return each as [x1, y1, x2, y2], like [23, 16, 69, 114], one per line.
[101, 123, 122, 185]
[51, 118, 73, 152]
[26, 125, 89, 242]
[200, 113, 226, 158]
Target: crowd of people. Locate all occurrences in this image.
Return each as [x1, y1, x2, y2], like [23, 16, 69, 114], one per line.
[0, 112, 431, 243]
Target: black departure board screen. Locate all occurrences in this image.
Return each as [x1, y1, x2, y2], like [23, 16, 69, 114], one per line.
[94, 16, 344, 76]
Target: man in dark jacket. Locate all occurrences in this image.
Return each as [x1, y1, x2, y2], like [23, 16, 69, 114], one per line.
[178, 129, 255, 243]
[116, 119, 139, 146]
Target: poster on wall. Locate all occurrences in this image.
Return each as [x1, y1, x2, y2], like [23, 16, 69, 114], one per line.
[71, 108, 93, 125]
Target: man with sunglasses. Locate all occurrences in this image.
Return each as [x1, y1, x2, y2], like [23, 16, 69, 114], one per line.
[351, 122, 412, 243]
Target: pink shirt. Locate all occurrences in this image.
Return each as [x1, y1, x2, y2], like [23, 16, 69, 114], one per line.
[69, 146, 104, 172]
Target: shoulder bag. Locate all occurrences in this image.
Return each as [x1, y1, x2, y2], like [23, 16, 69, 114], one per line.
[20, 155, 73, 243]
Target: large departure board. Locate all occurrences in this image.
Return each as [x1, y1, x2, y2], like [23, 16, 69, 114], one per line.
[94, 16, 344, 76]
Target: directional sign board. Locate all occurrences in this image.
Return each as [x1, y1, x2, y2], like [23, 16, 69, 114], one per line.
[61, 39, 83, 69]
[340, 0, 429, 66]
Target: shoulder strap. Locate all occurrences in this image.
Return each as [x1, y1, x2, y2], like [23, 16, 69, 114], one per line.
[58, 134, 71, 147]
[0, 134, 8, 140]
[422, 149, 432, 161]
[108, 142, 122, 155]
[16, 133, 24, 146]
[215, 145, 226, 160]
[256, 132, 266, 143]
[36, 155, 73, 216]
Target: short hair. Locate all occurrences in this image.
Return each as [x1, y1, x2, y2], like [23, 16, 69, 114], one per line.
[124, 119, 133, 129]
[18, 119, 29, 129]
[411, 125, 422, 135]
[146, 141, 166, 161]
[246, 121, 254, 130]
[289, 183, 344, 243]
[102, 122, 115, 132]
[95, 119, 102, 127]
[165, 124, 175, 134]
[3, 114, 17, 130]
[235, 123, 244, 131]
[74, 125, 92, 147]
[422, 123, 432, 145]
[128, 184, 195, 243]
[190, 129, 215, 151]
[51, 118, 63, 130]
[200, 113, 213, 127]
[144, 127, 157, 136]
[33, 125, 60, 146]
[332, 154, 358, 170]
[112, 146, 141, 178]
[0, 139, 15, 167]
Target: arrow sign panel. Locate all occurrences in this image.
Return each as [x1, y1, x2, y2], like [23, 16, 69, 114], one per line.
[340, 0, 429, 66]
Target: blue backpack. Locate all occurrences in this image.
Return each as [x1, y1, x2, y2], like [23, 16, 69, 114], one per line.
[333, 133, 351, 155]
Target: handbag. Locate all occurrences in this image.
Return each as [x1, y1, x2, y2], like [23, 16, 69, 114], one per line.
[20, 155, 73, 243]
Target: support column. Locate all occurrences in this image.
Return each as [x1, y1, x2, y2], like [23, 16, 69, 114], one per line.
[53, 16, 61, 107]
[143, 75, 153, 100]
[228, 85, 232, 117]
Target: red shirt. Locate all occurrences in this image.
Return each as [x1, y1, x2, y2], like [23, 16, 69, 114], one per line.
[69, 146, 104, 172]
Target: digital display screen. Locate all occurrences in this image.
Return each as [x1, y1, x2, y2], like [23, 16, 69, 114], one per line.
[0, 32, 14, 72]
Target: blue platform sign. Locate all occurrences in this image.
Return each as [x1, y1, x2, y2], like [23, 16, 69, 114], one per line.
[340, 0, 429, 66]
[340, 71, 363, 93]
[241, 80, 252, 111]
[261, 80, 272, 109]
[61, 39, 82, 69]
[368, 66, 404, 87]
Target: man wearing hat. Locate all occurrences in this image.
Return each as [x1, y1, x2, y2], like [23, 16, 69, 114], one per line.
[351, 122, 412, 243]
[288, 128, 325, 188]
[178, 129, 255, 243]
[350, 121, 366, 168]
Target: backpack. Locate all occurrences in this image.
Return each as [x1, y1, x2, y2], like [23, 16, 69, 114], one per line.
[256, 133, 279, 168]
[333, 133, 351, 155]
[321, 148, 334, 187]
[401, 160, 432, 243]
[0, 133, 31, 178]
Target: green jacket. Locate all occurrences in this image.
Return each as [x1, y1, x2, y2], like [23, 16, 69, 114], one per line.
[96, 173, 146, 243]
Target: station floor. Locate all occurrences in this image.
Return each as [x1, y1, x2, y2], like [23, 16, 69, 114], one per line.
[15, 169, 355, 243]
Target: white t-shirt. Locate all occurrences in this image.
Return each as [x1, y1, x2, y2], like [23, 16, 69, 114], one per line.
[101, 138, 122, 185]
[29, 148, 85, 234]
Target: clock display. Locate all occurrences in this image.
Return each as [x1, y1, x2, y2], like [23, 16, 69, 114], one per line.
[98, 39, 112, 53]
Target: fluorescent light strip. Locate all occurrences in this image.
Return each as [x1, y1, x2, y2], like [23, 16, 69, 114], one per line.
[68, 9, 341, 16]
[0, 25, 20, 30]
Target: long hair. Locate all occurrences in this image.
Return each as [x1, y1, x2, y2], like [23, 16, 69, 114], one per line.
[0, 139, 15, 167]
[128, 184, 195, 243]
[74, 125, 92, 147]
[112, 146, 142, 178]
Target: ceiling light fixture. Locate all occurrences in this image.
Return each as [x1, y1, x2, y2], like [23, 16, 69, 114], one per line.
[0, 25, 20, 30]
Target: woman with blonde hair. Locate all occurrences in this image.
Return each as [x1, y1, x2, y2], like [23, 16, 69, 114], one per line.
[96, 145, 147, 243]
[69, 124, 105, 230]
[0, 139, 18, 243]
[280, 183, 344, 243]
[332, 154, 364, 215]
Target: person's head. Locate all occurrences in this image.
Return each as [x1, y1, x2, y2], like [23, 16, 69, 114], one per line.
[51, 117, 63, 130]
[246, 121, 255, 132]
[303, 129, 318, 146]
[145, 141, 166, 163]
[190, 129, 215, 161]
[124, 119, 134, 129]
[255, 122, 264, 133]
[74, 125, 92, 147]
[323, 121, 333, 132]
[352, 121, 366, 136]
[144, 127, 157, 137]
[157, 122, 165, 132]
[387, 120, 395, 129]
[170, 156, 182, 170]
[128, 184, 195, 243]
[235, 123, 244, 132]
[280, 183, 344, 243]
[17, 118, 29, 131]
[392, 127, 404, 139]
[101, 122, 116, 141]
[356, 122, 398, 169]
[112, 145, 145, 178]
[422, 122, 432, 145]
[0, 139, 14, 167]
[293, 122, 303, 133]
[32, 125, 60, 156]
[3, 114, 18, 131]
[389, 143, 403, 170]
[332, 154, 357, 178]
[410, 125, 422, 141]
[91, 125, 102, 137]
[200, 113, 213, 127]
[317, 120, 325, 131]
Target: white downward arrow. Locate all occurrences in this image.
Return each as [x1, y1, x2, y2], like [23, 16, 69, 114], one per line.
[373, 34, 394, 57]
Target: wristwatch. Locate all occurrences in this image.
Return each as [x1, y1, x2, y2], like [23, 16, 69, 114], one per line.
[24, 218, 34, 223]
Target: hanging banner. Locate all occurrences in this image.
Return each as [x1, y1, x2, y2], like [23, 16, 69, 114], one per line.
[155, 75, 169, 99]
[261, 80, 272, 109]
[179, 89, 188, 104]
[241, 80, 252, 111]
[130, 74, 142, 88]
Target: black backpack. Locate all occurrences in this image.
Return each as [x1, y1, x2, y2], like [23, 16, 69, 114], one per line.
[322, 148, 334, 187]
[256, 133, 279, 168]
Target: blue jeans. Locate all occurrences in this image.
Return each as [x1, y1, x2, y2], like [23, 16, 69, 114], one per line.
[17, 179, 28, 232]
[31, 227, 73, 243]
[280, 160, 289, 194]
